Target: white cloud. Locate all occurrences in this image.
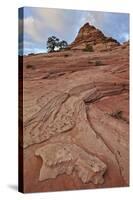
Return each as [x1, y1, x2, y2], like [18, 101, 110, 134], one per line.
[34, 8, 65, 32]
[21, 7, 129, 54]
[81, 12, 107, 29]
[24, 16, 45, 42]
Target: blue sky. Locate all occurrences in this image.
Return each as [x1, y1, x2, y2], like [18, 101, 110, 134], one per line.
[19, 7, 129, 55]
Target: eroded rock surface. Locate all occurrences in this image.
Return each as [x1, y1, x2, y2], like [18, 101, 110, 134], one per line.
[35, 143, 107, 184]
[24, 93, 70, 148]
[21, 23, 129, 192]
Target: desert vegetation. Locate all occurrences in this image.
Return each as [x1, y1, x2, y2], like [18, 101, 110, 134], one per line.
[83, 44, 94, 52]
[46, 36, 68, 52]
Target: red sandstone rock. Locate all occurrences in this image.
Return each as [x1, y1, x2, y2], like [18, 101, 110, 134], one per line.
[20, 23, 129, 193]
[69, 22, 120, 51]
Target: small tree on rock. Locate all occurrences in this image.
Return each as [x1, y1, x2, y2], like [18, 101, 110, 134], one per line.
[46, 36, 68, 52]
[46, 36, 60, 52]
[58, 40, 68, 50]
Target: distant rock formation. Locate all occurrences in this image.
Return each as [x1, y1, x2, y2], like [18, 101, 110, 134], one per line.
[69, 22, 120, 51]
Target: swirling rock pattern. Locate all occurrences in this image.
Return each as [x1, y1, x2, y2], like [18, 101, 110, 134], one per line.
[23, 82, 128, 148]
[23, 81, 129, 186]
[22, 24, 129, 192]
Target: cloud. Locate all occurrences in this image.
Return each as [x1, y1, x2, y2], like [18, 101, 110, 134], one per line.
[21, 7, 86, 54]
[20, 7, 129, 55]
[33, 8, 65, 32]
[29, 7, 86, 41]
[24, 16, 45, 43]
[80, 11, 107, 29]
[79, 11, 129, 43]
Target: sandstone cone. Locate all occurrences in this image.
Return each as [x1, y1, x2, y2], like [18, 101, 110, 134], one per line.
[69, 22, 120, 51]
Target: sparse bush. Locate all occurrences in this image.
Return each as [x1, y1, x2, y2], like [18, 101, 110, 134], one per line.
[64, 54, 69, 57]
[26, 64, 35, 69]
[110, 110, 128, 123]
[95, 60, 102, 66]
[88, 61, 93, 64]
[110, 110, 123, 120]
[83, 44, 94, 52]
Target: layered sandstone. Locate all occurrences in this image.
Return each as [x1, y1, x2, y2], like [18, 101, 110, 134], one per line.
[69, 23, 120, 51]
[20, 23, 129, 193]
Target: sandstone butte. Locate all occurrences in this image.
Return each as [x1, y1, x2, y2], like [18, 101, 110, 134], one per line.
[19, 22, 129, 193]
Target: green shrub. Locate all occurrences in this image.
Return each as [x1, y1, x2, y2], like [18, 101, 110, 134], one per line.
[26, 64, 35, 69]
[88, 61, 93, 64]
[83, 44, 94, 52]
[64, 54, 69, 57]
[95, 60, 102, 66]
